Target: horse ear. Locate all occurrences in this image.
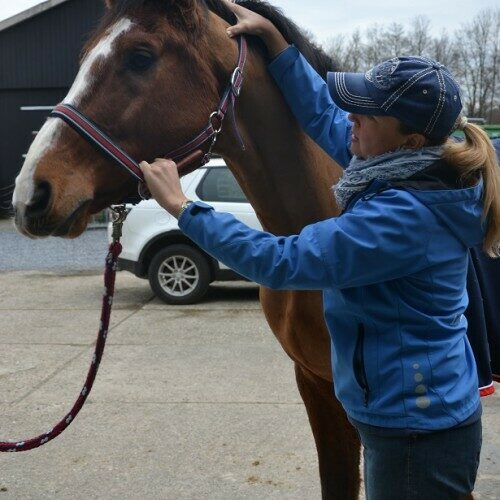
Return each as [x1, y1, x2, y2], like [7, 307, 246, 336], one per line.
[104, 0, 114, 9]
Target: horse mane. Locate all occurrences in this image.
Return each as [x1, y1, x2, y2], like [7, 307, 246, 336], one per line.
[101, 0, 338, 79]
[203, 0, 338, 78]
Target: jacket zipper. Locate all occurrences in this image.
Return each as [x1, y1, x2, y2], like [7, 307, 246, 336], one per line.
[354, 323, 370, 407]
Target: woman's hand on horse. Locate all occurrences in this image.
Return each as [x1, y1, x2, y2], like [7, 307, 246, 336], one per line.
[223, 0, 288, 59]
[139, 159, 189, 219]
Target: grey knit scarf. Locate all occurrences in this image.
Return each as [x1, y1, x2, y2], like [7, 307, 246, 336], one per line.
[333, 146, 444, 210]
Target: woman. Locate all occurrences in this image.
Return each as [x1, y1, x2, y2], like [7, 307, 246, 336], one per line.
[140, 2, 500, 498]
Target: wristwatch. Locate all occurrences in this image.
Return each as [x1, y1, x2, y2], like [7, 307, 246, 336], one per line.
[177, 199, 193, 219]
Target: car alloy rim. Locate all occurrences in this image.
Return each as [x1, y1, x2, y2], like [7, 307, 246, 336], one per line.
[158, 255, 200, 297]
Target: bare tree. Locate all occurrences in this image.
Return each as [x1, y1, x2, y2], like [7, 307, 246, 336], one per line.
[326, 29, 364, 71]
[487, 10, 500, 122]
[322, 8, 500, 122]
[407, 16, 431, 55]
[429, 31, 460, 68]
[385, 22, 410, 57]
[456, 9, 500, 118]
[364, 24, 388, 67]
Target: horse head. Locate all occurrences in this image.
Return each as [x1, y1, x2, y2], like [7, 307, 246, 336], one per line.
[12, 0, 240, 238]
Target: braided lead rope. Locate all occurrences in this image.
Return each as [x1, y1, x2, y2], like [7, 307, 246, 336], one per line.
[0, 208, 126, 452]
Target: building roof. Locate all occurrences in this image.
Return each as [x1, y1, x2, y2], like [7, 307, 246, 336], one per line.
[0, 0, 71, 33]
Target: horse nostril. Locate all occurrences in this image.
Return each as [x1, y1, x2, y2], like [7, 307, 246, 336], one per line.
[26, 182, 52, 218]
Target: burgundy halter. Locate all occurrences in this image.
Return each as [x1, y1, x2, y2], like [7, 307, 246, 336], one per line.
[50, 35, 248, 201]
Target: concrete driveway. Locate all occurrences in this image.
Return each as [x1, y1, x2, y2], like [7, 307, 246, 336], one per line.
[0, 266, 499, 498]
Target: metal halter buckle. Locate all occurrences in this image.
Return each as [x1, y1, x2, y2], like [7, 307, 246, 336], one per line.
[230, 67, 243, 96]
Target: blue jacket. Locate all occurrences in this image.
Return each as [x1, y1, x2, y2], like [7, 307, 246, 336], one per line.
[178, 46, 483, 430]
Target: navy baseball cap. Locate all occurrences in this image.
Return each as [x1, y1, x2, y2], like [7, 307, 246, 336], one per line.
[327, 56, 463, 139]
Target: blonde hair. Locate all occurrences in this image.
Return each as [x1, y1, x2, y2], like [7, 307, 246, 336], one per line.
[442, 123, 500, 257]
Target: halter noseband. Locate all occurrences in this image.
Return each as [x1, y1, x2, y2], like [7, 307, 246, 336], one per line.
[50, 35, 248, 203]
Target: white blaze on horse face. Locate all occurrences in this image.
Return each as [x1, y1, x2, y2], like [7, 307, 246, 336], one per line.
[65, 18, 133, 105]
[13, 19, 133, 213]
[12, 118, 61, 208]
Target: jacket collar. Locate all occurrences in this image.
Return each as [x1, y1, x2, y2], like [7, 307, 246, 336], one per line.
[341, 159, 479, 214]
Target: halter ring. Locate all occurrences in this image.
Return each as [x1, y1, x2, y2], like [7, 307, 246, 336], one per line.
[209, 111, 224, 134]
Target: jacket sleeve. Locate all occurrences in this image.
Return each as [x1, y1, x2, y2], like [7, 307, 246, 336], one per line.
[178, 193, 432, 290]
[268, 46, 353, 169]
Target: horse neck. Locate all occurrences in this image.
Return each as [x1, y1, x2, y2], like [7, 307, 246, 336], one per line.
[215, 48, 343, 235]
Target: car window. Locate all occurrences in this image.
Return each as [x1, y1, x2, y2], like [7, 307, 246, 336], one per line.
[197, 168, 248, 203]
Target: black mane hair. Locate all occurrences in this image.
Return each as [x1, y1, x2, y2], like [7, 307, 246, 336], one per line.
[101, 0, 338, 78]
[203, 0, 337, 77]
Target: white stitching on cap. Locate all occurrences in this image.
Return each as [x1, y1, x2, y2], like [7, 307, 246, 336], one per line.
[335, 74, 379, 107]
[335, 74, 380, 108]
[410, 56, 436, 66]
[424, 70, 445, 134]
[337, 74, 377, 103]
[424, 69, 446, 134]
[441, 67, 461, 90]
[382, 67, 434, 110]
[382, 67, 433, 110]
[446, 110, 463, 136]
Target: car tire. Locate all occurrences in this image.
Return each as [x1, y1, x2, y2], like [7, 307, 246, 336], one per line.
[148, 244, 211, 305]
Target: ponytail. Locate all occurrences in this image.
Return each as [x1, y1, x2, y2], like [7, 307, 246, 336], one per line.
[442, 123, 500, 257]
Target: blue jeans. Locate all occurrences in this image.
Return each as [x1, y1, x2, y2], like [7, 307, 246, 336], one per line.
[353, 419, 482, 499]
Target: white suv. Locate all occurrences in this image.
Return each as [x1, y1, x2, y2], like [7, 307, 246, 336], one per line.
[109, 158, 262, 304]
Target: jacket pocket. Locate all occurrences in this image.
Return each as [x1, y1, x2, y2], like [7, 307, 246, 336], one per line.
[353, 323, 370, 407]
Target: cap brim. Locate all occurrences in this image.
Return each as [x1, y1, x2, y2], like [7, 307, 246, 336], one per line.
[327, 72, 386, 115]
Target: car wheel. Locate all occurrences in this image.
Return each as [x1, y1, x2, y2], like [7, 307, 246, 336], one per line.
[148, 244, 211, 305]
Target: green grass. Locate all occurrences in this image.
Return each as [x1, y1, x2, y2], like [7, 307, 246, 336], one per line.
[452, 124, 500, 140]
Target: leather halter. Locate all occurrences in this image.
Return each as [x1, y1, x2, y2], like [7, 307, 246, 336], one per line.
[50, 35, 248, 202]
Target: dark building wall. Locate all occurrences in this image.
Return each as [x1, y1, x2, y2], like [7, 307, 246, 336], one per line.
[0, 88, 67, 181]
[0, 0, 104, 90]
[0, 0, 105, 213]
[0, 89, 68, 212]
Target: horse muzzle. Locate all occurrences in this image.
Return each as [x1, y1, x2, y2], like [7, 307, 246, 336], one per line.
[13, 182, 92, 239]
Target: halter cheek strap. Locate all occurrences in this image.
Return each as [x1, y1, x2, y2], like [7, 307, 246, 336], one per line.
[50, 35, 248, 203]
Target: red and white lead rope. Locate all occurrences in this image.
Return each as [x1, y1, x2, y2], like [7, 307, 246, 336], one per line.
[0, 207, 127, 452]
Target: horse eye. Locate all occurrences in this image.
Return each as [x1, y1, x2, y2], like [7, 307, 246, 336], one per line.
[127, 50, 155, 72]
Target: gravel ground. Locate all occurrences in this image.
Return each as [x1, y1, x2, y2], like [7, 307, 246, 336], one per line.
[0, 219, 109, 272]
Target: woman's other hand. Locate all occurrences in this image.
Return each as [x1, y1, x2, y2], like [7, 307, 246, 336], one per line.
[223, 0, 288, 58]
[139, 159, 189, 219]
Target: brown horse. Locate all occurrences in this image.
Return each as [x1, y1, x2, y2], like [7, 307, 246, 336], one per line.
[12, 1, 360, 497]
